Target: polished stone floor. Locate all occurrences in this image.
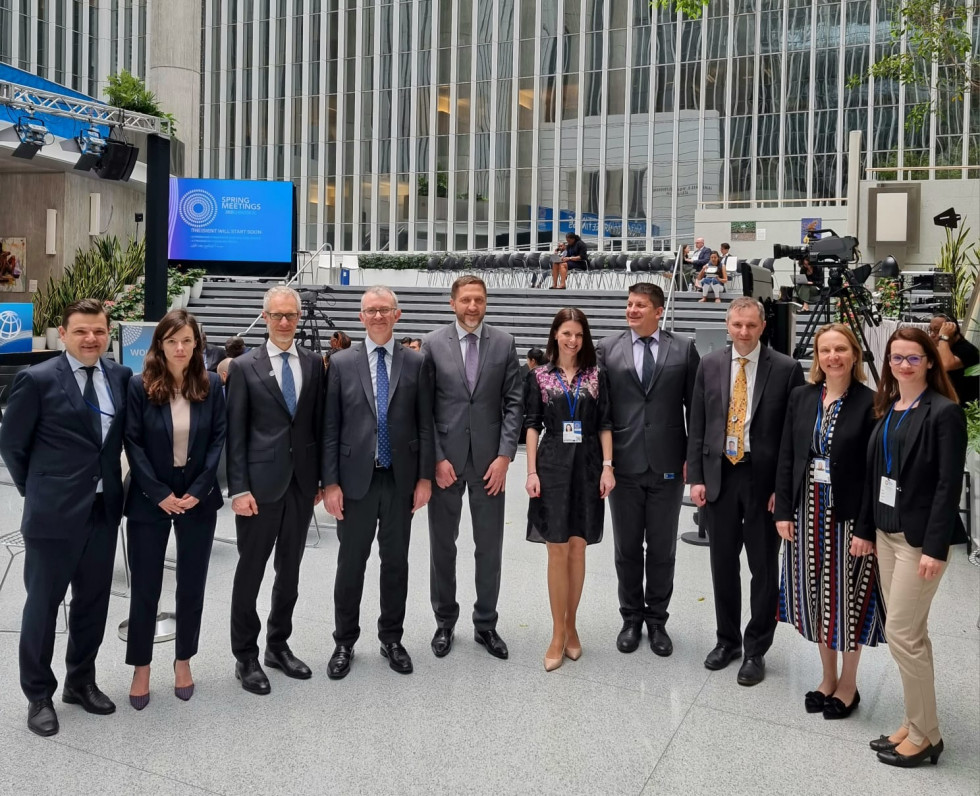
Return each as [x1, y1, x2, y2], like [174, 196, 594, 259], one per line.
[0, 450, 977, 795]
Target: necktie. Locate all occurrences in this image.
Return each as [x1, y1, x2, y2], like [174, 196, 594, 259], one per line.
[280, 352, 297, 416]
[725, 357, 749, 464]
[639, 336, 655, 391]
[464, 333, 479, 391]
[376, 347, 392, 468]
[81, 365, 103, 444]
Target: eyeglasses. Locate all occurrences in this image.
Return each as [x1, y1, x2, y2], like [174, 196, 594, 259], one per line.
[266, 312, 299, 322]
[362, 307, 396, 317]
[889, 354, 925, 367]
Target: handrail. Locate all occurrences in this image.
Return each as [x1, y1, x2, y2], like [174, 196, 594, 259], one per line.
[699, 197, 847, 208]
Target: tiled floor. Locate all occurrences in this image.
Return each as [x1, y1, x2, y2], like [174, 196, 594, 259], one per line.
[0, 450, 977, 795]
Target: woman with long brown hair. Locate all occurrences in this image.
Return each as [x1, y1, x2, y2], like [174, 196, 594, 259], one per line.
[857, 327, 966, 767]
[123, 310, 227, 709]
[524, 308, 615, 670]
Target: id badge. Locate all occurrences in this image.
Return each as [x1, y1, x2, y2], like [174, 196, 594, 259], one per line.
[563, 421, 583, 443]
[812, 458, 832, 484]
[879, 476, 898, 507]
[725, 435, 739, 457]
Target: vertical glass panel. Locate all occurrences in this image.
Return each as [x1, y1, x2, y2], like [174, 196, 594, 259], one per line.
[562, 74, 579, 119]
[607, 69, 626, 115]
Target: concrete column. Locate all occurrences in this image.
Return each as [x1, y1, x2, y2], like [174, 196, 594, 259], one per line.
[147, 0, 201, 176]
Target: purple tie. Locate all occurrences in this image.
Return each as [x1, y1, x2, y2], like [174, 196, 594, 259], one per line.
[465, 333, 479, 391]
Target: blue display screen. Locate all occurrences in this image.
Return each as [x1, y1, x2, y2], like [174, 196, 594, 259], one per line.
[168, 177, 294, 264]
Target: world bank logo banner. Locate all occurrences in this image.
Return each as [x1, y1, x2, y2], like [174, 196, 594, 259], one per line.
[0, 303, 33, 354]
[118, 321, 157, 375]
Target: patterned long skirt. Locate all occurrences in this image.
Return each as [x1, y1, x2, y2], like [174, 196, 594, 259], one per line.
[777, 467, 886, 651]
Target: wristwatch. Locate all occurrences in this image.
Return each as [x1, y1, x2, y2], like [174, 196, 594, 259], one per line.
[602, 460, 613, 468]
[939, 335, 950, 342]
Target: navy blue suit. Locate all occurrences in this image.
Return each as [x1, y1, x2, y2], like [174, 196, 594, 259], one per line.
[0, 353, 131, 701]
[123, 372, 226, 664]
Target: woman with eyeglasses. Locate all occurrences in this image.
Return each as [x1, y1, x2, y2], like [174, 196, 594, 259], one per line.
[856, 327, 966, 767]
[123, 310, 227, 709]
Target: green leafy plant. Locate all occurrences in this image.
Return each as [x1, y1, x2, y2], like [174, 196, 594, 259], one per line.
[963, 398, 980, 456]
[105, 69, 178, 137]
[935, 221, 979, 320]
[875, 277, 903, 319]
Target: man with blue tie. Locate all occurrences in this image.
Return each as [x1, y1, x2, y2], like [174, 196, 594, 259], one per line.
[0, 299, 131, 737]
[322, 286, 435, 678]
[226, 286, 325, 695]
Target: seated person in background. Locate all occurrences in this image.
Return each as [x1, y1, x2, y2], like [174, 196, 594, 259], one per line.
[410, 339, 423, 352]
[696, 251, 727, 303]
[551, 233, 588, 290]
[929, 314, 980, 406]
[684, 238, 711, 270]
[224, 336, 247, 359]
[519, 347, 546, 445]
[798, 257, 825, 312]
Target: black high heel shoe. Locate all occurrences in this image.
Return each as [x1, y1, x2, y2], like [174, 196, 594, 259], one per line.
[174, 661, 195, 702]
[876, 739, 944, 768]
[822, 689, 860, 720]
[869, 735, 899, 752]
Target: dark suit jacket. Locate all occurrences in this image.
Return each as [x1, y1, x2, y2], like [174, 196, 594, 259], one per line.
[225, 344, 324, 503]
[123, 372, 227, 522]
[0, 353, 131, 539]
[687, 345, 805, 502]
[686, 247, 711, 269]
[856, 388, 967, 560]
[204, 343, 226, 372]
[774, 381, 875, 525]
[322, 341, 435, 501]
[597, 328, 700, 475]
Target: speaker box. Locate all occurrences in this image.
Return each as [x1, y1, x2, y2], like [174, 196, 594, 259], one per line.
[94, 141, 139, 181]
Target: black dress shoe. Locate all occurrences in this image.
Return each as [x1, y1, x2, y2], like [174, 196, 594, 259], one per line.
[62, 683, 116, 715]
[877, 739, 944, 768]
[648, 624, 673, 657]
[804, 690, 828, 713]
[431, 628, 454, 658]
[616, 621, 642, 653]
[235, 658, 271, 695]
[823, 689, 860, 720]
[704, 644, 742, 671]
[869, 735, 900, 752]
[736, 655, 766, 686]
[264, 648, 313, 680]
[327, 645, 354, 680]
[474, 629, 509, 660]
[380, 642, 414, 674]
[27, 698, 59, 737]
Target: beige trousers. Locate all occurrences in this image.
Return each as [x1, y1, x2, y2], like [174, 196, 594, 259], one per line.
[876, 530, 947, 746]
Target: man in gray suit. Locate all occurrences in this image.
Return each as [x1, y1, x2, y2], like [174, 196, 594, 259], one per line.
[687, 297, 805, 686]
[422, 276, 523, 659]
[597, 283, 699, 658]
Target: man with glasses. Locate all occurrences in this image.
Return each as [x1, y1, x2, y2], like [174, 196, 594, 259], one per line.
[226, 286, 325, 695]
[322, 286, 434, 678]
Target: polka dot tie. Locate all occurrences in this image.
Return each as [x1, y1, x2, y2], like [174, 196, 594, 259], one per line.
[376, 348, 392, 468]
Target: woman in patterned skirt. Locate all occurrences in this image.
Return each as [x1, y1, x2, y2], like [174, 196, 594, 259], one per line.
[525, 308, 615, 671]
[774, 323, 885, 718]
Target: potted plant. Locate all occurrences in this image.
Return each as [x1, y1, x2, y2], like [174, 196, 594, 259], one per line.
[188, 268, 207, 300]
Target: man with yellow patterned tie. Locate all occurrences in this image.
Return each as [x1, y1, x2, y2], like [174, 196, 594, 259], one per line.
[687, 297, 805, 686]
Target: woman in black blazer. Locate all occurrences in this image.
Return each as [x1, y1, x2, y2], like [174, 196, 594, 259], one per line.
[858, 326, 966, 767]
[123, 310, 226, 709]
[774, 324, 885, 720]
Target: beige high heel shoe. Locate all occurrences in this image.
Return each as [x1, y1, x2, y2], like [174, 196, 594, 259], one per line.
[544, 640, 566, 672]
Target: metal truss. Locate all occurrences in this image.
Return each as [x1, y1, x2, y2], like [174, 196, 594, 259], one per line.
[0, 80, 171, 137]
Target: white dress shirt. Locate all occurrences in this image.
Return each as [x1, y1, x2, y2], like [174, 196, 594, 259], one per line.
[266, 339, 304, 398]
[729, 343, 761, 452]
[630, 328, 661, 382]
[456, 321, 484, 361]
[364, 336, 396, 461]
[65, 352, 114, 492]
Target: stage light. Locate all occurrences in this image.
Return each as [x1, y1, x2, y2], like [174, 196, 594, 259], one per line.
[75, 127, 108, 171]
[12, 117, 53, 159]
[876, 255, 900, 278]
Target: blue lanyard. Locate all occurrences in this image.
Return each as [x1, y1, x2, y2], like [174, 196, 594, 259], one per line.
[813, 386, 844, 456]
[81, 366, 116, 418]
[557, 371, 583, 419]
[882, 390, 926, 476]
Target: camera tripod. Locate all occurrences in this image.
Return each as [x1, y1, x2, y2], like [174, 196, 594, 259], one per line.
[295, 287, 337, 353]
[793, 271, 881, 383]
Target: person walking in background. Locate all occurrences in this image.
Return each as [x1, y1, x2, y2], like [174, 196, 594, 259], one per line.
[123, 310, 226, 709]
[774, 324, 884, 720]
[858, 327, 966, 767]
[525, 308, 614, 671]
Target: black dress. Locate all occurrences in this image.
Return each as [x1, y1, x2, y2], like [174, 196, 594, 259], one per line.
[525, 363, 612, 544]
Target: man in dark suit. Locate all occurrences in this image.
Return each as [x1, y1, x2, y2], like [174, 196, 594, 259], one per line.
[0, 299, 131, 737]
[597, 283, 699, 657]
[226, 286, 325, 695]
[688, 297, 805, 686]
[684, 237, 712, 270]
[323, 286, 434, 678]
[421, 276, 523, 660]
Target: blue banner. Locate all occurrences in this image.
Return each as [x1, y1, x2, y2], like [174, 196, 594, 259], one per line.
[537, 207, 657, 238]
[118, 322, 156, 375]
[0, 302, 34, 354]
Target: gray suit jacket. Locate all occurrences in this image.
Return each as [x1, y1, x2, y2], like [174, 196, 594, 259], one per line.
[686, 345, 805, 502]
[322, 341, 435, 501]
[597, 329, 699, 476]
[422, 323, 523, 473]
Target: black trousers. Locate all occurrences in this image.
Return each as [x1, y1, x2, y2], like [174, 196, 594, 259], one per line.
[20, 495, 116, 701]
[230, 477, 314, 661]
[333, 468, 413, 647]
[705, 458, 781, 658]
[427, 452, 506, 631]
[608, 468, 685, 626]
[125, 507, 217, 666]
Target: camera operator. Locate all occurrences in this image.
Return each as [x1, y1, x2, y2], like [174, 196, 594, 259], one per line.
[929, 314, 979, 406]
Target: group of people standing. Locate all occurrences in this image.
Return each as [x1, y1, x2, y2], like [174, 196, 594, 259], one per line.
[0, 280, 967, 770]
